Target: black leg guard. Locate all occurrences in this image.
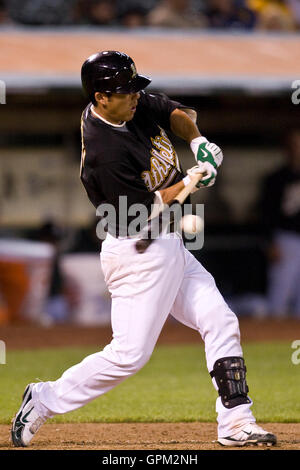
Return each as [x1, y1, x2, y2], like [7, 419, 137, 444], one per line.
[210, 357, 251, 409]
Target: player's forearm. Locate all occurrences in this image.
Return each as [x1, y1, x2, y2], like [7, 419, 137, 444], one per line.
[158, 180, 185, 205]
[170, 108, 201, 143]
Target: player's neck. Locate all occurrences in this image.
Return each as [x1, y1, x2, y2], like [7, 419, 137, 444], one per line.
[91, 105, 125, 127]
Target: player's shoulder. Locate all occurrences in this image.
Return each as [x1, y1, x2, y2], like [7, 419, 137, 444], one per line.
[81, 104, 119, 143]
[81, 104, 106, 133]
[81, 104, 128, 167]
[81, 103, 94, 128]
[81, 103, 92, 121]
[137, 90, 193, 119]
[138, 90, 171, 106]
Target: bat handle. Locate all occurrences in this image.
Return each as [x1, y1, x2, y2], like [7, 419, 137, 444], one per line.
[135, 171, 204, 254]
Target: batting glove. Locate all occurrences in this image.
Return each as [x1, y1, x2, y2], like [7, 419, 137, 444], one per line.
[187, 164, 217, 188]
[190, 136, 223, 169]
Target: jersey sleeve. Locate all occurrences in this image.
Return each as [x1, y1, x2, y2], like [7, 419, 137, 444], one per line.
[139, 91, 193, 131]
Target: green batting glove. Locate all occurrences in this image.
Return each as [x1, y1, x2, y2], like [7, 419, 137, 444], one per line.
[187, 164, 217, 188]
[190, 137, 223, 169]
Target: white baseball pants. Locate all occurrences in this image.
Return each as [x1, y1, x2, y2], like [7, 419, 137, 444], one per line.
[33, 233, 255, 438]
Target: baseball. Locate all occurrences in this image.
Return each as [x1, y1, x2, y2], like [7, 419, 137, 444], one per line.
[180, 214, 204, 234]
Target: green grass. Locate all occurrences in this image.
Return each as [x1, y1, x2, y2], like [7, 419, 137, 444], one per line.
[1, 342, 299, 424]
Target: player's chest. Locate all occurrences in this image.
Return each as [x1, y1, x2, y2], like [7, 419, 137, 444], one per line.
[126, 125, 181, 191]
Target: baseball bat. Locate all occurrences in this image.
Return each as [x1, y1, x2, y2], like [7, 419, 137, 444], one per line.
[135, 172, 203, 254]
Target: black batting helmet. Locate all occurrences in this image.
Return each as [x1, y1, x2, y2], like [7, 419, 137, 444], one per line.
[81, 51, 151, 103]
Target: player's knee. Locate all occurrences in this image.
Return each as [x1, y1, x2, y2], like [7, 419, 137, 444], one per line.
[106, 346, 152, 374]
[125, 349, 152, 373]
[205, 304, 240, 336]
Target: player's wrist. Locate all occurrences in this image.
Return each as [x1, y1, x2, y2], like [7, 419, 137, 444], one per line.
[188, 164, 216, 188]
[190, 136, 208, 155]
[190, 136, 223, 170]
[182, 175, 191, 187]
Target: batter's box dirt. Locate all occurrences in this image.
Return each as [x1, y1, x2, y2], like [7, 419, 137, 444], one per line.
[0, 423, 299, 450]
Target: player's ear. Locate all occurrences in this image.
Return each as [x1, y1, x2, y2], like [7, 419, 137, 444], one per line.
[94, 92, 109, 106]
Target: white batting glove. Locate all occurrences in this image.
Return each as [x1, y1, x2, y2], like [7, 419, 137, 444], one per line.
[182, 165, 217, 192]
[187, 164, 217, 188]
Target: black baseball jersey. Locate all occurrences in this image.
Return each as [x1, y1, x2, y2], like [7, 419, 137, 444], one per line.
[80, 91, 189, 237]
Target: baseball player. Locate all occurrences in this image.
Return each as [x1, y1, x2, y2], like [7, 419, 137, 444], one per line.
[11, 51, 276, 447]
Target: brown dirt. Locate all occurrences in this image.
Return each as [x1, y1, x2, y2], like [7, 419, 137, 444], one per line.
[0, 422, 299, 451]
[1, 318, 300, 451]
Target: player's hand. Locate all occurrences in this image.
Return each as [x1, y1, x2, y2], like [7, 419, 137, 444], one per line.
[187, 164, 217, 188]
[187, 164, 217, 190]
[190, 136, 223, 169]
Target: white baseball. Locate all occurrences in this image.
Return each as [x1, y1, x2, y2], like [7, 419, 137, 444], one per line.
[180, 214, 204, 234]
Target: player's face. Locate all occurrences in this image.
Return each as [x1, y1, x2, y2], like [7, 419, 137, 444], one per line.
[96, 91, 140, 124]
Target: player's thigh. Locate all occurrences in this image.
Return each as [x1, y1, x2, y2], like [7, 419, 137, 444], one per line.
[170, 251, 242, 371]
[170, 249, 235, 333]
[102, 237, 186, 358]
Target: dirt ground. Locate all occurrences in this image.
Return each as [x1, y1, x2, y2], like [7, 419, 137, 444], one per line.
[1, 423, 300, 451]
[1, 317, 300, 451]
